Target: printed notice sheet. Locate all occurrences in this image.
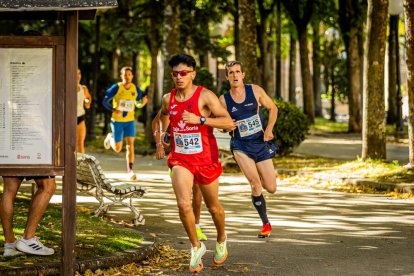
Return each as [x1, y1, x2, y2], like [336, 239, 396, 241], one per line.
[0, 48, 53, 164]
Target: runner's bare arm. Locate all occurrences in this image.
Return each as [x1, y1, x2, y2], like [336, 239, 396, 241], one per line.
[252, 84, 278, 141]
[218, 95, 236, 132]
[152, 94, 171, 159]
[83, 85, 92, 109]
[181, 88, 234, 129]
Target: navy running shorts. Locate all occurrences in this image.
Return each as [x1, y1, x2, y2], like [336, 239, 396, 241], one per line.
[230, 138, 278, 163]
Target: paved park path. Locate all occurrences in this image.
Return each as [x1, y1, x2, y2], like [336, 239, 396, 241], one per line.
[294, 134, 409, 164]
[74, 152, 414, 275]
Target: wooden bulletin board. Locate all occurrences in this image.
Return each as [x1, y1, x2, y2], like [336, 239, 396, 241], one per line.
[0, 36, 65, 176]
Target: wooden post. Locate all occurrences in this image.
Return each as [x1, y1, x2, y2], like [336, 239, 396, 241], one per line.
[62, 10, 78, 275]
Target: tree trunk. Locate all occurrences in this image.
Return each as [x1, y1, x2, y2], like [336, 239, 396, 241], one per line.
[404, 0, 414, 165]
[362, 0, 388, 160]
[289, 35, 296, 104]
[88, 15, 100, 140]
[338, 0, 365, 133]
[312, 22, 322, 117]
[145, 22, 160, 145]
[162, 0, 180, 93]
[257, 18, 267, 88]
[297, 24, 315, 123]
[234, 0, 240, 61]
[112, 49, 119, 80]
[347, 27, 362, 132]
[387, 15, 398, 124]
[275, 1, 282, 98]
[238, 0, 258, 83]
[330, 64, 336, 122]
[265, 36, 275, 97]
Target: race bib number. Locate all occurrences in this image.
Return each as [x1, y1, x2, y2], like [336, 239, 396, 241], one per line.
[174, 132, 203, 154]
[237, 114, 263, 137]
[118, 100, 135, 112]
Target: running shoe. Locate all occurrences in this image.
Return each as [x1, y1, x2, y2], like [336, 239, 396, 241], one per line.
[15, 237, 54, 256]
[3, 242, 24, 257]
[103, 133, 112, 149]
[189, 242, 206, 273]
[213, 238, 228, 265]
[196, 227, 207, 241]
[258, 223, 272, 238]
[128, 171, 137, 181]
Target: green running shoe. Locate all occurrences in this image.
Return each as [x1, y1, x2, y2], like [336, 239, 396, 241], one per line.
[213, 238, 228, 265]
[196, 227, 207, 241]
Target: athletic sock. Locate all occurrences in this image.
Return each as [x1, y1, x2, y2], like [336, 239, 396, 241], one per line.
[128, 163, 134, 173]
[252, 194, 269, 225]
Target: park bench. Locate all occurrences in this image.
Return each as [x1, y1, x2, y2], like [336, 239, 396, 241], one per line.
[76, 154, 146, 225]
[213, 129, 235, 166]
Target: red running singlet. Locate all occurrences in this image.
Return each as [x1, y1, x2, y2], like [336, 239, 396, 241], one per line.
[167, 86, 218, 166]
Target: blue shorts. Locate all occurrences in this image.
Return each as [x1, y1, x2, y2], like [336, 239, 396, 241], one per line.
[110, 120, 136, 142]
[231, 138, 278, 163]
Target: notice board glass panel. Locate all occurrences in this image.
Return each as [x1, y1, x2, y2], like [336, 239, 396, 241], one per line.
[0, 48, 53, 164]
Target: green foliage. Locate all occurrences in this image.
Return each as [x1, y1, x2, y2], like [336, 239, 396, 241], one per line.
[194, 67, 216, 92]
[218, 81, 230, 96]
[271, 99, 310, 156]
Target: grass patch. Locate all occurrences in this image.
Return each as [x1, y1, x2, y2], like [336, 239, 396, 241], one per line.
[0, 194, 143, 268]
[312, 118, 348, 133]
[272, 153, 414, 185]
[273, 153, 344, 171]
[312, 117, 408, 138]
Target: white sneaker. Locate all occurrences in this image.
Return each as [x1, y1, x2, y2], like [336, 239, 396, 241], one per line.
[189, 242, 206, 273]
[16, 237, 54, 256]
[103, 133, 113, 149]
[3, 242, 24, 257]
[128, 171, 137, 181]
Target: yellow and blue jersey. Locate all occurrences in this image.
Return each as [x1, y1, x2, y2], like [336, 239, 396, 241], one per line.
[102, 82, 143, 122]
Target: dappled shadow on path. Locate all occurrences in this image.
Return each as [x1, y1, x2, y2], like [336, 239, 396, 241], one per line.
[73, 172, 414, 275]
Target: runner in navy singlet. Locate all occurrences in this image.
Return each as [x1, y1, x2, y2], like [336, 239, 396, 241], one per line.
[219, 61, 279, 238]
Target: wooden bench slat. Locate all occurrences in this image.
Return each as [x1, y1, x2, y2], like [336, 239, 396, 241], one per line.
[76, 153, 146, 225]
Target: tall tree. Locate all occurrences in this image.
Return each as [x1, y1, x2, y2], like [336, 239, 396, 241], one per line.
[387, 15, 398, 124]
[338, 0, 367, 133]
[281, 0, 316, 123]
[234, 0, 240, 60]
[138, 0, 164, 143]
[275, 0, 282, 98]
[288, 34, 297, 104]
[311, 0, 337, 118]
[404, 0, 414, 166]
[312, 21, 322, 117]
[162, 0, 180, 93]
[257, 0, 277, 91]
[179, 1, 231, 67]
[362, 0, 388, 160]
[238, 0, 258, 83]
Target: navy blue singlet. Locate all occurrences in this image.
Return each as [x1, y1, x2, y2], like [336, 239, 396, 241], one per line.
[224, 84, 277, 163]
[224, 84, 266, 141]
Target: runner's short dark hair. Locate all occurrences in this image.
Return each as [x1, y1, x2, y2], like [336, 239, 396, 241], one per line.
[168, 54, 196, 69]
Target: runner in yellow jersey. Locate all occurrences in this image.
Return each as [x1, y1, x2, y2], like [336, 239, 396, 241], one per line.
[102, 66, 147, 180]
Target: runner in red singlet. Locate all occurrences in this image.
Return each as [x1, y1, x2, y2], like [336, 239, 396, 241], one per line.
[152, 54, 233, 273]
